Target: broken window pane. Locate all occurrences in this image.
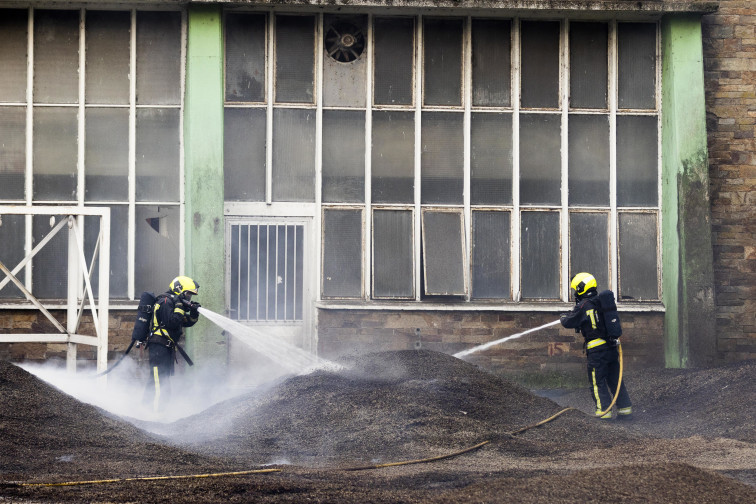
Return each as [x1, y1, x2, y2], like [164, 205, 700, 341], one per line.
[570, 212, 609, 296]
[0, 214, 25, 299]
[521, 211, 560, 299]
[135, 205, 179, 294]
[617, 115, 658, 207]
[322, 208, 363, 298]
[136, 108, 180, 202]
[372, 110, 414, 204]
[84, 204, 128, 298]
[569, 22, 608, 110]
[373, 17, 414, 106]
[521, 21, 560, 109]
[423, 18, 463, 106]
[275, 15, 315, 104]
[422, 210, 465, 296]
[136, 11, 181, 106]
[618, 212, 658, 300]
[568, 114, 610, 206]
[323, 14, 367, 107]
[33, 107, 77, 201]
[0, 9, 28, 103]
[34, 10, 79, 104]
[471, 112, 513, 205]
[0, 106, 25, 200]
[373, 209, 414, 299]
[272, 108, 316, 202]
[322, 110, 365, 203]
[520, 113, 561, 205]
[421, 112, 463, 204]
[618, 23, 656, 110]
[225, 13, 266, 103]
[32, 214, 68, 299]
[85, 108, 129, 201]
[472, 19, 511, 107]
[224, 107, 266, 202]
[86, 11, 130, 105]
[472, 211, 511, 299]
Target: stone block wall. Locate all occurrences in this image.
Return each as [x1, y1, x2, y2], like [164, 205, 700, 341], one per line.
[702, 0, 756, 362]
[317, 310, 664, 380]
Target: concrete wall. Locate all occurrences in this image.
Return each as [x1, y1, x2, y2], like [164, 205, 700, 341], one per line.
[702, 0, 756, 362]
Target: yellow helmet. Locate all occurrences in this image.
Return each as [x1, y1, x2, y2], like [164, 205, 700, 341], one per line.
[169, 276, 199, 297]
[570, 272, 597, 296]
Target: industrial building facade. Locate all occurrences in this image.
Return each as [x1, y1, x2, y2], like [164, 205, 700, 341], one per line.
[0, 0, 750, 378]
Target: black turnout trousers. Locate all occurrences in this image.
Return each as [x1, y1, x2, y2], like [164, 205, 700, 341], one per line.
[587, 344, 632, 415]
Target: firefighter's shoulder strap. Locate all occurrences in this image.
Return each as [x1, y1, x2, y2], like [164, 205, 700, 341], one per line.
[149, 293, 194, 366]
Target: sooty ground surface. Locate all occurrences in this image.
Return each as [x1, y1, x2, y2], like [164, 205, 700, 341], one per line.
[1, 350, 755, 503]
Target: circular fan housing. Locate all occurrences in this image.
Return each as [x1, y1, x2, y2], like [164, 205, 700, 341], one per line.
[325, 23, 365, 63]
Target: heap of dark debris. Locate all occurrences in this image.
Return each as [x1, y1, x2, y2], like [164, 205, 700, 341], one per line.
[1, 350, 755, 503]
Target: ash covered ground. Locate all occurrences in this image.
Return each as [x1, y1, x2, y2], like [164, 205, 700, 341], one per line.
[1, 350, 755, 503]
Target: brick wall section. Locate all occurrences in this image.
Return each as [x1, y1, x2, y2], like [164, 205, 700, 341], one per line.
[317, 310, 664, 379]
[702, 0, 756, 362]
[0, 310, 134, 367]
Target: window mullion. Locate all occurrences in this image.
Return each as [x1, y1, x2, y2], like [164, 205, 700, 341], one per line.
[178, 9, 187, 275]
[560, 19, 569, 301]
[127, 9, 136, 300]
[266, 12, 274, 204]
[364, 14, 373, 300]
[25, 7, 34, 291]
[463, 16, 472, 300]
[414, 15, 423, 301]
[609, 20, 618, 293]
[511, 18, 521, 301]
[76, 8, 86, 302]
[315, 13, 324, 303]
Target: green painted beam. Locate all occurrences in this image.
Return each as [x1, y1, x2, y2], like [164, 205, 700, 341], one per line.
[661, 14, 716, 368]
[183, 5, 226, 370]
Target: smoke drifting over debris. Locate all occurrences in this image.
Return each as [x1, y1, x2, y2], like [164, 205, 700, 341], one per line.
[1, 352, 755, 503]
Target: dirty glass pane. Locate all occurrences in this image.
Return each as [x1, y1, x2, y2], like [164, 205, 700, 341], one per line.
[85, 108, 129, 201]
[32, 214, 68, 299]
[568, 114, 610, 206]
[374, 17, 414, 106]
[618, 23, 656, 110]
[521, 21, 559, 109]
[617, 115, 658, 207]
[136, 108, 180, 202]
[618, 212, 658, 300]
[0, 9, 28, 102]
[84, 204, 128, 298]
[136, 11, 181, 106]
[570, 22, 608, 109]
[372, 111, 414, 204]
[0, 214, 25, 299]
[224, 107, 266, 202]
[323, 14, 367, 108]
[275, 15, 315, 104]
[33, 107, 77, 201]
[421, 112, 463, 204]
[86, 11, 130, 105]
[272, 108, 316, 202]
[423, 18, 463, 106]
[323, 110, 365, 203]
[422, 211, 465, 296]
[569, 212, 609, 296]
[472, 211, 511, 299]
[373, 209, 414, 298]
[521, 211, 559, 299]
[34, 10, 79, 104]
[472, 19, 511, 107]
[323, 209, 363, 298]
[471, 112, 513, 205]
[135, 205, 179, 294]
[225, 13, 266, 103]
[0, 107, 26, 200]
[283, 225, 304, 320]
[520, 113, 561, 205]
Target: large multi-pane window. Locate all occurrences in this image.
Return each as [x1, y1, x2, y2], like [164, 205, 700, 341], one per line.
[224, 14, 660, 304]
[0, 8, 183, 301]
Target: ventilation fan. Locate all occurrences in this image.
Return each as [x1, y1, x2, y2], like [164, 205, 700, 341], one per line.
[325, 22, 365, 63]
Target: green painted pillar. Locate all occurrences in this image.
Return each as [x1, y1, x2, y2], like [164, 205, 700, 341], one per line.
[184, 5, 226, 370]
[661, 15, 716, 368]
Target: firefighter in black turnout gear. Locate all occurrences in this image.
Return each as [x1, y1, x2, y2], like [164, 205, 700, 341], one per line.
[143, 276, 201, 413]
[560, 273, 633, 420]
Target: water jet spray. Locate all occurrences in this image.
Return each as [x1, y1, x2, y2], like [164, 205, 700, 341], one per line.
[453, 320, 561, 359]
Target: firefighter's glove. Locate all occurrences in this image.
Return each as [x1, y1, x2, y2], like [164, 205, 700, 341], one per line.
[189, 301, 201, 317]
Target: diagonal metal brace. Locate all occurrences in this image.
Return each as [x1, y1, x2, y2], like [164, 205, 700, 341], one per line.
[0, 259, 68, 335]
